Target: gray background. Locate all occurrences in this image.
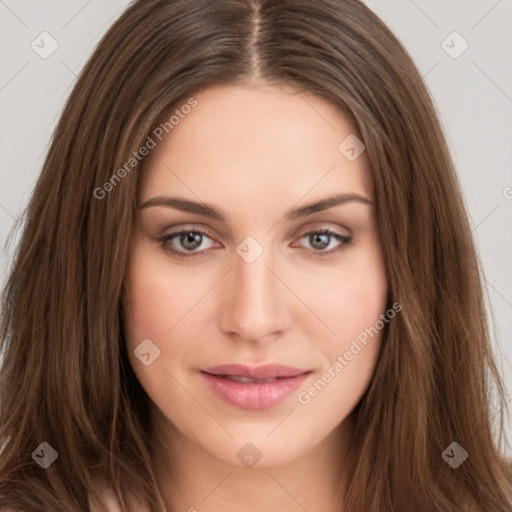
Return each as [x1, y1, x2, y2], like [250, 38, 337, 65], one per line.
[0, 1, 511, 453]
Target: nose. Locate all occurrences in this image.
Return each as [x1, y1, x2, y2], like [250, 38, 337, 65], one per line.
[218, 244, 292, 344]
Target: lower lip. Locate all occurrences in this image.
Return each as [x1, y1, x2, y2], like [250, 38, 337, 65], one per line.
[200, 372, 310, 410]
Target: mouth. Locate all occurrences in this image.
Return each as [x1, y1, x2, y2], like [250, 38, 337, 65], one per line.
[204, 374, 286, 383]
[199, 364, 311, 410]
[201, 363, 309, 380]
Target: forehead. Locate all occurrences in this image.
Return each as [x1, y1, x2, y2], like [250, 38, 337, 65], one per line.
[139, 84, 373, 208]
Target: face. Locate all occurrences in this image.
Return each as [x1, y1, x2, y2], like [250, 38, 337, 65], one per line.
[123, 83, 388, 469]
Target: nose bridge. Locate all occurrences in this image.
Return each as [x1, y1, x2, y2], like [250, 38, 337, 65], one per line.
[236, 247, 272, 300]
[220, 236, 288, 341]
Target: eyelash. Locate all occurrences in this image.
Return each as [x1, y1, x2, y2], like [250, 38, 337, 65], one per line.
[159, 228, 353, 259]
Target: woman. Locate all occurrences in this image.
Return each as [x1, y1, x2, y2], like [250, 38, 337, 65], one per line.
[0, 0, 511, 510]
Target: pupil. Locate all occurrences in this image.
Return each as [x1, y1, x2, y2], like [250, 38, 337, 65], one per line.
[311, 233, 329, 250]
[182, 232, 202, 250]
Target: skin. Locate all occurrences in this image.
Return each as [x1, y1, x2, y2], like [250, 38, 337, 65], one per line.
[123, 82, 388, 512]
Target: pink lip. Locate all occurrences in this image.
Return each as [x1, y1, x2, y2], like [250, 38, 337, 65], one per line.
[202, 363, 308, 380]
[200, 364, 311, 410]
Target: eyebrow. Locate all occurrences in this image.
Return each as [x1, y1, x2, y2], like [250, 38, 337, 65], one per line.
[139, 193, 374, 221]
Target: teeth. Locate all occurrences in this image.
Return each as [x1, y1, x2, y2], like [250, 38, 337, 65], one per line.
[223, 375, 278, 383]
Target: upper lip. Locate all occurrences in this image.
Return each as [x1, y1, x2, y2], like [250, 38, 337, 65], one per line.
[201, 364, 309, 380]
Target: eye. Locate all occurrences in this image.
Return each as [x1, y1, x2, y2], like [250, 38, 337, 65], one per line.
[293, 229, 353, 255]
[160, 228, 219, 258]
[159, 227, 353, 259]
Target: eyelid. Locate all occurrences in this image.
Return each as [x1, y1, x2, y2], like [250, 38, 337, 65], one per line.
[160, 221, 351, 242]
[159, 222, 229, 244]
[294, 221, 351, 237]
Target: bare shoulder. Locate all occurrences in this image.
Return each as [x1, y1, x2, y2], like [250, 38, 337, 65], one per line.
[88, 486, 122, 512]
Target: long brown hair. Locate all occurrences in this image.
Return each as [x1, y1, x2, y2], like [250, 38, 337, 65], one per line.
[1, 0, 511, 510]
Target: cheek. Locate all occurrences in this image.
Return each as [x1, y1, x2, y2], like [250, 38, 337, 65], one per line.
[125, 272, 172, 342]
[123, 246, 189, 406]
[124, 242, 202, 343]
[308, 244, 388, 342]
[335, 270, 388, 340]
[302, 243, 388, 401]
